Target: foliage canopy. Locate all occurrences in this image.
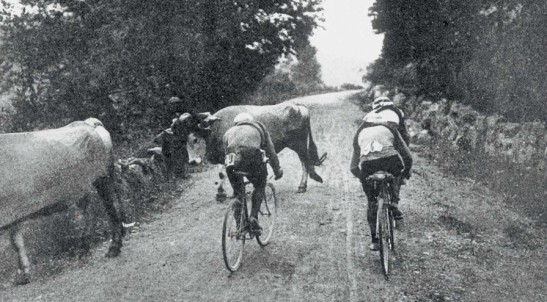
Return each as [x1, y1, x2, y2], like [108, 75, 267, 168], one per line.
[0, 0, 323, 134]
[366, 0, 546, 121]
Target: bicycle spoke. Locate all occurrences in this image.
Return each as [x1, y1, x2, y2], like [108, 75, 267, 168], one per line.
[256, 183, 277, 246]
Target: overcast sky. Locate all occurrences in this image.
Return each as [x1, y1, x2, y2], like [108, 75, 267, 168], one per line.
[310, 0, 383, 87]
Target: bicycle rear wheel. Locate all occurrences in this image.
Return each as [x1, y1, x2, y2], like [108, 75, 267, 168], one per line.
[388, 206, 395, 252]
[256, 182, 278, 246]
[378, 196, 392, 278]
[222, 200, 245, 272]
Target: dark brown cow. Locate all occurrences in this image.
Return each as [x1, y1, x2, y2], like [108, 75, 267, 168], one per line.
[171, 101, 326, 199]
[0, 118, 129, 285]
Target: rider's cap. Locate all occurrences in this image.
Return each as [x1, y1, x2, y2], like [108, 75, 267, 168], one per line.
[372, 96, 393, 110]
[233, 112, 254, 124]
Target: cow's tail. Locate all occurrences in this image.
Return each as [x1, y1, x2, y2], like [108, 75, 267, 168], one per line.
[302, 107, 327, 167]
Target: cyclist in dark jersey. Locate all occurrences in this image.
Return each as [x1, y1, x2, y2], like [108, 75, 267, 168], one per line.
[350, 97, 413, 251]
[223, 113, 283, 234]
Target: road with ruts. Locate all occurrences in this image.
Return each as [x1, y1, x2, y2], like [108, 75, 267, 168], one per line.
[1, 91, 545, 301]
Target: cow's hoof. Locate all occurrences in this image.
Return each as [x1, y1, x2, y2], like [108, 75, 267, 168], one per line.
[15, 272, 30, 285]
[297, 186, 306, 193]
[105, 246, 121, 258]
[309, 171, 323, 183]
[216, 192, 227, 203]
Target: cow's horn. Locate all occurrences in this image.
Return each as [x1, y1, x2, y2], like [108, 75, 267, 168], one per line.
[196, 112, 220, 123]
[204, 115, 220, 123]
[197, 123, 211, 130]
[196, 112, 212, 120]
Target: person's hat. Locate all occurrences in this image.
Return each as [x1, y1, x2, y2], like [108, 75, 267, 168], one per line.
[372, 96, 393, 110]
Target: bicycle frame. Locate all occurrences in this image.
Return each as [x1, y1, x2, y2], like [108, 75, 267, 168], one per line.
[366, 171, 396, 279]
[373, 177, 393, 235]
[222, 168, 278, 272]
[231, 170, 274, 239]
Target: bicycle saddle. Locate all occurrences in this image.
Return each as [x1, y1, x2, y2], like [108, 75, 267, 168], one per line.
[366, 171, 395, 181]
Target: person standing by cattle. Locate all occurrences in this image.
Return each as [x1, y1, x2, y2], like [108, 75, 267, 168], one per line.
[155, 96, 193, 179]
[350, 96, 413, 251]
[223, 113, 283, 233]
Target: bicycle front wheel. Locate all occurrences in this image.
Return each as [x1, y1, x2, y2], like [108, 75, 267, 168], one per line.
[256, 182, 278, 246]
[222, 201, 245, 272]
[378, 198, 392, 278]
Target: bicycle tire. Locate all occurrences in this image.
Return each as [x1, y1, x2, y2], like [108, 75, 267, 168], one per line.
[222, 200, 245, 272]
[388, 206, 395, 252]
[256, 182, 278, 246]
[378, 192, 391, 278]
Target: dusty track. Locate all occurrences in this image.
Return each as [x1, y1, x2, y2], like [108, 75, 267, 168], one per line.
[1, 91, 545, 301]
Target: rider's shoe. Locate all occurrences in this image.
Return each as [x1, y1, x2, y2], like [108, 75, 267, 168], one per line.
[391, 206, 404, 220]
[249, 216, 262, 236]
[369, 238, 380, 251]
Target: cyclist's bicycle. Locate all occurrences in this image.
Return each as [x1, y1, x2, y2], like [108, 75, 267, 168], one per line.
[366, 171, 397, 279]
[222, 170, 278, 272]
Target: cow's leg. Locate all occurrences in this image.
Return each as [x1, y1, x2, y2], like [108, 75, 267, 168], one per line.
[296, 153, 309, 193]
[294, 148, 324, 193]
[95, 176, 124, 258]
[78, 194, 94, 258]
[9, 224, 31, 285]
[216, 164, 228, 202]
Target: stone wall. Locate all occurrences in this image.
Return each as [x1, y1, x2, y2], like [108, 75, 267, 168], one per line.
[113, 153, 170, 224]
[395, 94, 547, 173]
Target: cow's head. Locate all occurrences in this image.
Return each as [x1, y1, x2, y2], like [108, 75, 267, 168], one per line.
[187, 132, 207, 165]
[170, 112, 219, 137]
[168, 112, 220, 165]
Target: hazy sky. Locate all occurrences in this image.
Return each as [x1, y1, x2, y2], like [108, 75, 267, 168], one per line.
[310, 0, 383, 87]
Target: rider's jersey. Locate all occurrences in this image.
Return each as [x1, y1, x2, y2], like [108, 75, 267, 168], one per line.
[223, 124, 263, 153]
[357, 125, 399, 162]
[223, 121, 281, 174]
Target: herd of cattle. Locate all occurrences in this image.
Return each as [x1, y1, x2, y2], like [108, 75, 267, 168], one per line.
[0, 101, 326, 285]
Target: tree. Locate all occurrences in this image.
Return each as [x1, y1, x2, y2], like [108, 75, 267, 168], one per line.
[291, 44, 323, 94]
[366, 0, 546, 121]
[0, 0, 323, 134]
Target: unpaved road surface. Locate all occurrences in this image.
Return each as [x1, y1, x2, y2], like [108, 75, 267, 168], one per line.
[1, 91, 546, 301]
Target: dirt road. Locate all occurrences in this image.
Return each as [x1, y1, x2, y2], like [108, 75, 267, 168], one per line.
[1, 91, 545, 301]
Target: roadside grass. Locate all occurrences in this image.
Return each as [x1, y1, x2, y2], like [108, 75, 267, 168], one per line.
[397, 142, 547, 301]
[417, 138, 547, 229]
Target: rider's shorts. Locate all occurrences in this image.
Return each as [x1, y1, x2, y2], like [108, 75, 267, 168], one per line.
[359, 154, 404, 181]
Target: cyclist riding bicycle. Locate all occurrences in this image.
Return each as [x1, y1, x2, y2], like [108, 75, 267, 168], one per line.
[350, 96, 413, 251]
[223, 113, 283, 234]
